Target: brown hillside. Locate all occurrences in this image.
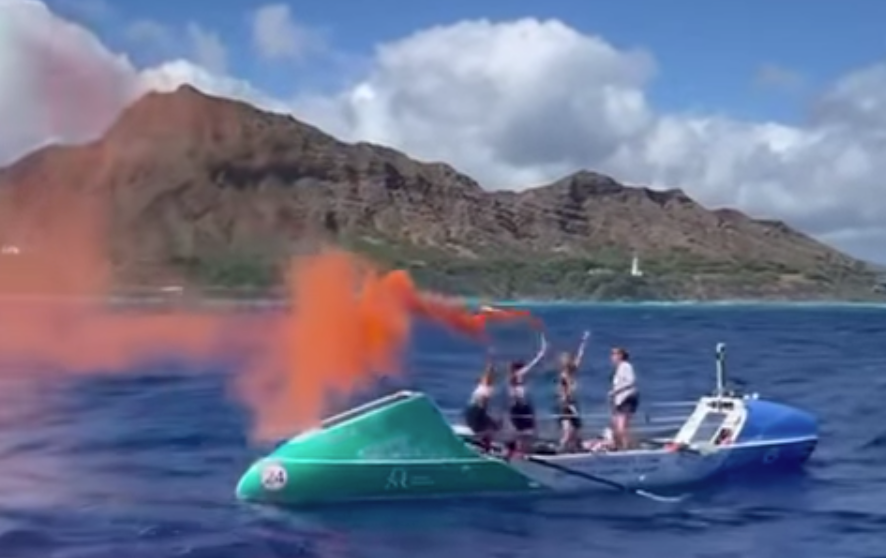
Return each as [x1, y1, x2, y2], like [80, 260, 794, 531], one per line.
[0, 85, 871, 298]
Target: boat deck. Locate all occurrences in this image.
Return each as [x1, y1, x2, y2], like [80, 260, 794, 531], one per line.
[446, 400, 695, 456]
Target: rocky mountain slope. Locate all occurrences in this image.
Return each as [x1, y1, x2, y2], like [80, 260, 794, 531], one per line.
[0, 85, 878, 300]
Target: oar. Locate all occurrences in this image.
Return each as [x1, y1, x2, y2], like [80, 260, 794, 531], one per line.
[523, 455, 688, 503]
[460, 434, 687, 503]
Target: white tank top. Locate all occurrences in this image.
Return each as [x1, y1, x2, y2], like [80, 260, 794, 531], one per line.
[470, 383, 493, 406]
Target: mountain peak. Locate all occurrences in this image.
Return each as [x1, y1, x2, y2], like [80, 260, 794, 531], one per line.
[105, 85, 274, 148]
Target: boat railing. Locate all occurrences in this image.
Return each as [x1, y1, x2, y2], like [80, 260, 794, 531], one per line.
[441, 400, 697, 438]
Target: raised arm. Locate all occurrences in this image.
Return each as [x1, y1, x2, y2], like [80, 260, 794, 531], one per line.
[514, 333, 548, 380]
[573, 330, 590, 368]
[483, 345, 496, 373]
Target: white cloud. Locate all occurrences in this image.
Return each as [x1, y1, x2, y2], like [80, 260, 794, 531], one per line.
[293, 18, 886, 262]
[125, 19, 227, 74]
[0, 0, 253, 163]
[0, 0, 140, 161]
[251, 3, 322, 61]
[139, 60, 289, 113]
[186, 22, 227, 74]
[2, 0, 886, 262]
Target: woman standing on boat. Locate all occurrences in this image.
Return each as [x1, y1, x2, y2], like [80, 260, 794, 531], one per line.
[464, 350, 501, 450]
[609, 347, 639, 450]
[556, 331, 590, 452]
[507, 333, 548, 452]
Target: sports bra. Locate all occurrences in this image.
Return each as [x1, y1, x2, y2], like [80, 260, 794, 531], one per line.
[559, 372, 578, 392]
[509, 384, 528, 401]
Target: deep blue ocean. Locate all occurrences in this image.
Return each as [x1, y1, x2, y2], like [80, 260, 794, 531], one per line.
[1, 303, 885, 558]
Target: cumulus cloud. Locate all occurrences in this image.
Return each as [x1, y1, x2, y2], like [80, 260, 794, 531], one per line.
[0, 0, 263, 164]
[294, 18, 886, 262]
[1, 0, 885, 262]
[251, 3, 323, 61]
[185, 22, 227, 74]
[0, 0, 139, 161]
[125, 18, 227, 74]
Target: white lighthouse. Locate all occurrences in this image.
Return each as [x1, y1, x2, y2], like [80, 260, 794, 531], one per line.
[630, 254, 643, 277]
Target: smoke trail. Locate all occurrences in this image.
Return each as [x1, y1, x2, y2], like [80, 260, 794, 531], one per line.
[235, 249, 490, 441]
[0, 30, 522, 444]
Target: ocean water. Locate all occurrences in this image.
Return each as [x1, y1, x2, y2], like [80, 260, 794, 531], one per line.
[1, 304, 885, 558]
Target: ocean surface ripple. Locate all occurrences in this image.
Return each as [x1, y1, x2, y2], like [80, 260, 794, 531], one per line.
[0, 304, 885, 558]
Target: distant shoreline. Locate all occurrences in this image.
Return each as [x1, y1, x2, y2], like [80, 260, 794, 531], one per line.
[1, 293, 884, 310]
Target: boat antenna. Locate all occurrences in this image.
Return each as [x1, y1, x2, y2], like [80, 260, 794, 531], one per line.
[715, 342, 726, 399]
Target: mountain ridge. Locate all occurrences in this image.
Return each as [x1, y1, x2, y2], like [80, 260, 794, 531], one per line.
[0, 84, 878, 300]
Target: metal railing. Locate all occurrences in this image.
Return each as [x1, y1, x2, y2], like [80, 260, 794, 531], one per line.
[441, 399, 697, 439]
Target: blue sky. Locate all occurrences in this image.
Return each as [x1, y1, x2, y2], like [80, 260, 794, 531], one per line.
[48, 0, 886, 125]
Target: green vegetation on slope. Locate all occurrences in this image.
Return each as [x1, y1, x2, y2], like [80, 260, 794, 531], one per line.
[165, 237, 881, 301]
[169, 253, 280, 290]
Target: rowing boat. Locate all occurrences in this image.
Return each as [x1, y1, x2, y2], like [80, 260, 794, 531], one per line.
[235, 343, 818, 506]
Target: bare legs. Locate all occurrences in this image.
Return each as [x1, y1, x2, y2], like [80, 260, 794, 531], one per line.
[612, 412, 632, 450]
[559, 420, 580, 452]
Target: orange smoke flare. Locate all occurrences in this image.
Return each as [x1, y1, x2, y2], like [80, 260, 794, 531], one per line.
[237, 249, 530, 441]
[475, 305, 544, 331]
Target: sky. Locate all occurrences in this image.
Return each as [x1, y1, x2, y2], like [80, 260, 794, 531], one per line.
[2, 0, 886, 263]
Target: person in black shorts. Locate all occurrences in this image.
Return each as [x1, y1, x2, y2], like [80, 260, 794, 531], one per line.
[615, 392, 639, 414]
[554, 331, 589, 452]
[464, 360, 499, 450]
[609, 347, 639, 450]
[557, 377, 583, 452]
[506, 334, 547, 452]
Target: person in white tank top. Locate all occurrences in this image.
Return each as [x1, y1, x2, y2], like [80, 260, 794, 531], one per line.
[463, 354, 500, 448]
[470, 381, 494, 407]
[608, 347, 639, 450]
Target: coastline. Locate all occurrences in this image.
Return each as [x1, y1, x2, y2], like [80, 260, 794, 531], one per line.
[0, 282, 882, 309]
[3, 294, 883, 310]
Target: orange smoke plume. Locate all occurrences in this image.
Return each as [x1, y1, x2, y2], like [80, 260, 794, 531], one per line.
[0, 41, 551, 448]
[236, 249, 525, 441]
[475, 305, 544, 331]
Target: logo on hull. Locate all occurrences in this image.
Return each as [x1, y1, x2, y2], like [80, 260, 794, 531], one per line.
[261, 463, 288, 491]
[385, 467, 409, 490]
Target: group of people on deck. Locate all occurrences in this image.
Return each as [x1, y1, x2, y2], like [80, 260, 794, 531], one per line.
[464, 332, 639, 454]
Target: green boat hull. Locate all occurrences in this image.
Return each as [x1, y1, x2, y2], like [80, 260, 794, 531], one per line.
[235, 391, 544, 506]
[237, 456, 542, 505]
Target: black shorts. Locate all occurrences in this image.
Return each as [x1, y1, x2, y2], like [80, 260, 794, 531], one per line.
[559, 403, 582, 430]
[614, 394, 639, 415]
[509, 403, 536, 432]
[464, 404, 497, 433]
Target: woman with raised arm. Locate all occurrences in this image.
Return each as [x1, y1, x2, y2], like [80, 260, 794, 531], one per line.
[506, 333, 548, 453]
[556, 331, 590, 452]
[557, 330, 590, 397]
[463, 349, 501, 451]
